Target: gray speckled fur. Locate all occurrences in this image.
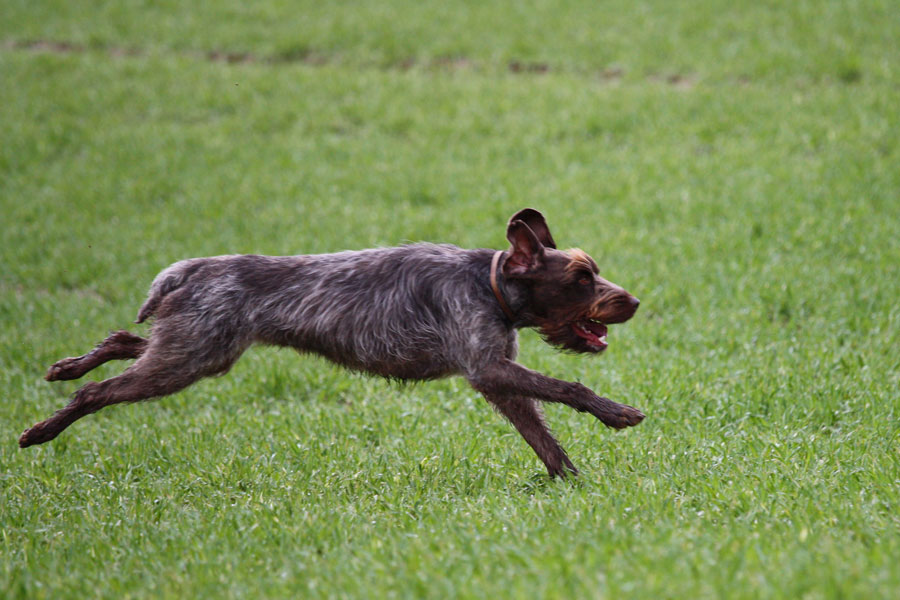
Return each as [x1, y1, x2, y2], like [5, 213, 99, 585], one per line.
[139, 244, 515, 380]
[21, 209, 645, 477]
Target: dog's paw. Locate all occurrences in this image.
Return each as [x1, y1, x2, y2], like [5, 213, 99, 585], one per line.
[45, 357, 83, 381]
[612, 403, 645, 429]
[589, 397, 645, 429]
[545, 453, 579, 479]
[19, 422, 55, 448]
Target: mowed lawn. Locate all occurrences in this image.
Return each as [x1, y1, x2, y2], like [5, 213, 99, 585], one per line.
[2, 1, 899, 598]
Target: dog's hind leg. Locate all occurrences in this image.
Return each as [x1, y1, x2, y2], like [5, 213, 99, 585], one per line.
[45, 330, 148, 381]
[21, 329, 247, 448]
[484, 394, 577, 478]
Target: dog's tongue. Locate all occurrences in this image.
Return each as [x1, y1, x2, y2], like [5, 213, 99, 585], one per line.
[573, 320, 608, 348]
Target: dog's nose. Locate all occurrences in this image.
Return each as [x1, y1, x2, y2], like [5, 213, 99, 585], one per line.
[629, 296, 640, 310]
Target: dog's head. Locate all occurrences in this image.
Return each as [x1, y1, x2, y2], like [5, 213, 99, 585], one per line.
[502, 208, 639, 353]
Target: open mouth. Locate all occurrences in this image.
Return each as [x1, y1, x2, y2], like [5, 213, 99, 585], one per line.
[572, 319, 608, 350]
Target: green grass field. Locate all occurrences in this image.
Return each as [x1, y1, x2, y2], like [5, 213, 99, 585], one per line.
[2, 1, 899, 597]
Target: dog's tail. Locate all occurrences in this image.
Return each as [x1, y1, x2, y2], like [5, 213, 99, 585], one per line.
[135, 259, 206, 323]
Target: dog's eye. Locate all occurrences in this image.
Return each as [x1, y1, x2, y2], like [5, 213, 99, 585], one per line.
[578, 276, 592, 286]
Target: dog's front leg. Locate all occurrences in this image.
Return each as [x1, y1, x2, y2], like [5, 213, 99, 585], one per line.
[482, 393, 577, 478]
[469, 359, 644, 429]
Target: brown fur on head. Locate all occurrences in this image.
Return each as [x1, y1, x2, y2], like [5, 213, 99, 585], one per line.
[503, 209, 640, 353]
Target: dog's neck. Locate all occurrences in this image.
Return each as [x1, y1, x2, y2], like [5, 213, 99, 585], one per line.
[490, 251, 532, 326]
[490, 251, 516, 321]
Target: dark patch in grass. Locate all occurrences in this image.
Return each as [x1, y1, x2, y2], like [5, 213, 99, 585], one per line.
[272, 43, 313, 63]
[432, 56, 474, 71]
[599, 66, 625, 82]
[649, 72, 697, 89]
[509, 60, 549, 74]
[270, 44, 329, 66]
[7, 39, 85, 53]
[206, 50, 253, 64]
[407, 190, 441, 206]
[3, 38, 709, 87]
[838, 66, 862, 84]
[6, 38, 142, 58]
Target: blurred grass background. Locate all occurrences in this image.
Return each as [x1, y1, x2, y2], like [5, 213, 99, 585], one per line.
[2, 1, 899, 598]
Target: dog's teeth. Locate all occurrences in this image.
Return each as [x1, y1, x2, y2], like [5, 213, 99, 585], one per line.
[600, 335, 607, 343]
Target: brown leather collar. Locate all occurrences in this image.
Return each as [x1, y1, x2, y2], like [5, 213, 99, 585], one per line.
[490, 251, 516, 321]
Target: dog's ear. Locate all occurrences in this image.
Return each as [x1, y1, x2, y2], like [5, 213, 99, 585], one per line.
[508, 208, 556, 249]
[505, 220, 545, 277]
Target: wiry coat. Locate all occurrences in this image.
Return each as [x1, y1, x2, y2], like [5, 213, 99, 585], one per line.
[138, 245, 516, 381]
[20, 209, 644, 478]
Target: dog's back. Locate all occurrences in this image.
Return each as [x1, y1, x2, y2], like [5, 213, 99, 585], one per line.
[140, 244, 510, 380]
